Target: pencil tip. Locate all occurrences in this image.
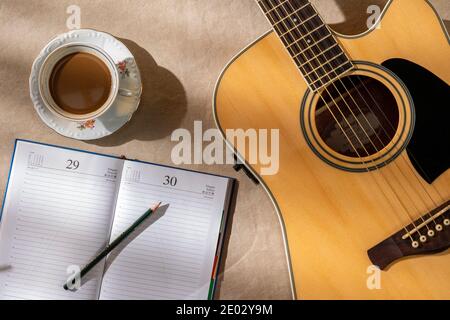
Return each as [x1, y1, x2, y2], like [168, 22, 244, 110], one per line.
[152, 202, 162, 211]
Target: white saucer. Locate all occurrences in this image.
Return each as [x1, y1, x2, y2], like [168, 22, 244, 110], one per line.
[29, 29, 142, 140]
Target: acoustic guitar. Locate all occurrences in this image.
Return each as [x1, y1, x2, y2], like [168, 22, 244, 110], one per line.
[214, 0, 450, 299]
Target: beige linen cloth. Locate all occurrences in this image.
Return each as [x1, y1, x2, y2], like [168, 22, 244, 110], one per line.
[0, 0, 448, 299]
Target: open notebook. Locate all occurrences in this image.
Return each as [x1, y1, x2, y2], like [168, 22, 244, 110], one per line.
[0, 140, 235, 300]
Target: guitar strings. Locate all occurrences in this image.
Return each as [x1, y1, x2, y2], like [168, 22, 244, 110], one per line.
[272, 0, 448, 238]
[261, 0, 416, 227]
[260, 0, 422, 240]
[265, 0, 449, 233]
[349, 75, 445, 225]
[329, 70, 437, 231]
[265, 0, 445, 218]
[291, 0, 446, 229]
[277, 0, 447, 237]
[351, 74, 448, 204]
[281, 0, 432, 233]
[287, 5, 441, 230]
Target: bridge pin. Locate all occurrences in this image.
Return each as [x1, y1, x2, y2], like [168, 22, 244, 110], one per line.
[436, 224, 443, 231]
[419, 235, 427, 243]
[411, 241, 419, 248]
[428, 229, 435, 237]
[444, 219, 450, 226]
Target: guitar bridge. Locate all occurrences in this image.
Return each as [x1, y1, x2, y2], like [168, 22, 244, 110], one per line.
[368, 200, 450, 270]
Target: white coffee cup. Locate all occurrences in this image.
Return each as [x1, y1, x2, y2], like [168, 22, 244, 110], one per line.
[38, 43, 138, 122]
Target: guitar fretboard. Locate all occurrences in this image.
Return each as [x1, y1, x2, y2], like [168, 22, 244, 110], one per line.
[257, 0, 353, 91]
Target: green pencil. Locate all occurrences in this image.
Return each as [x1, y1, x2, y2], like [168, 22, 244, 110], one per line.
[64, 202, 162, 291]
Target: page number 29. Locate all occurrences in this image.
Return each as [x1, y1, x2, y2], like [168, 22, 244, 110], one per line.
[66, 159, 80, 170]
[163, 175, 177, 186]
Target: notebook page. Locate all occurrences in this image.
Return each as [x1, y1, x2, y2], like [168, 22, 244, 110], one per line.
[0, 141, 123, 300]
[99, 161, 231, 300]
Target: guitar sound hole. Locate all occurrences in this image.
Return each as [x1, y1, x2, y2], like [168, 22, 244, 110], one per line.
[315, 75, 399, 158]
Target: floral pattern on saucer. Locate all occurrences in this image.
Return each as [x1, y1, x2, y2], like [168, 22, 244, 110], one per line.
[30, 29, 142, 140]
[117, 60, 131, 79]
[77, 119, 96, 130]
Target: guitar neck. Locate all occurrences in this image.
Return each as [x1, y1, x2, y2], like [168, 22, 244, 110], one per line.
[256, 0, 353, 91]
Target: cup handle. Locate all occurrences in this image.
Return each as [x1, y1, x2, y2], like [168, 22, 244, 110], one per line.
[119, 88, 139, 97]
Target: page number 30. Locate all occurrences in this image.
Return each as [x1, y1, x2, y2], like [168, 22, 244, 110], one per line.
[163, 176, 177, 186]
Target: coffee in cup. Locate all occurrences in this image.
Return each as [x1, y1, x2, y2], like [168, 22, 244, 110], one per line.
[39, 44, 137, 122]
[49, 52, 112, 116]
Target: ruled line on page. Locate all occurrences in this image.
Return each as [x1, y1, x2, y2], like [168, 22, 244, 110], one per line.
[0, 141, 124, 300]
[99, 160, 230, 300]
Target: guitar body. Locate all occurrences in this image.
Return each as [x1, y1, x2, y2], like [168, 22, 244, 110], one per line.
[214, 0, 450, 299]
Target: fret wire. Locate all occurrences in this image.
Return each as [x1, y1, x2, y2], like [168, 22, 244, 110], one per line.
[288, 33, 335, 74]
[291, 10, 332, 53]
[284, 1, 352, 81]
[294, 42, 339, 64]
[288, 32, 339, 77]
[277, 3, 320, 40]
[280, 33, 328, 76]
[285, 24, 327, 49]
[282, 10, 330, 86]
[303, 52, 346, 77]
[258, 0, 318, 84]
[262, 0, 325, 57]
[295, 61, 322, 83]
[311, 62, 353, 91]
[278, 19, 328, 61]
[261, 0, 322, 85]
[260, 0, 353, 89]
[265, 0, 343, 59]
[297, 1, 354, 70]
[258, 0, 288, 14]
[311, 71, 337, 89]
[280, 1, 324, 33]
[282, 2, 341, 54]
[275, 3, 328, 83]
[310, 60, 353, 86]
[281, 41, 320, 83]
[280, 0, 337, 87]
[279, 13, 319, 38]
[317, 41, 351, 74]
[271, 2, 311, 27]
[275, 1, 336, 76]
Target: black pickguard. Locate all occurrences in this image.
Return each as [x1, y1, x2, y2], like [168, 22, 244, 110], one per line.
[382, 59, 450, 184]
